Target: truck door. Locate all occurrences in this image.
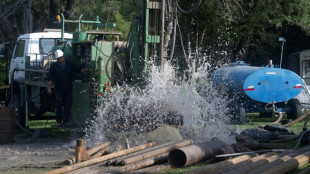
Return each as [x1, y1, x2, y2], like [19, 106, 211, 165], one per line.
[9, 39, 29, 84]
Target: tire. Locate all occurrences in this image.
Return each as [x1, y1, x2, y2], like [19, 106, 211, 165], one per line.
[238, 106, 246, 124]
[259, 112, 273, 118]
[286, 98, 302, 120]
[230, 105, 246, 124]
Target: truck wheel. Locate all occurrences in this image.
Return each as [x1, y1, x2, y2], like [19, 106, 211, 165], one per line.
[286, 98, 302, 120]
[230, 105, 246, 124]
[238, 106, 246, 124]
[259, 112, 273, 118]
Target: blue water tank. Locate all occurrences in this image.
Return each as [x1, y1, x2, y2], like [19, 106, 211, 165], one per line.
[210, 62, 303, 103]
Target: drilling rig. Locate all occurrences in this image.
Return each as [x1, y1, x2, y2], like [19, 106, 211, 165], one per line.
[8, 0, 194, 127]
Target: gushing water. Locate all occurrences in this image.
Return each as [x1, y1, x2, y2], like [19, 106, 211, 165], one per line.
[85, 59, 235, 146]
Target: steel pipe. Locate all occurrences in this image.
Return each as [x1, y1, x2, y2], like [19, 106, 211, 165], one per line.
[43, 141, 156, 174]
[119, 140, 193, 166]
[106, 141, 176, 166]
[259, 150, 310, 174]
[168, 139, 234, 168]
[65, 141, 111, 164]
[187, 154, 255, 174]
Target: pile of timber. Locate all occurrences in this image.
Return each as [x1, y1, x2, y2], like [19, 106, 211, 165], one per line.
[43, 137, 310, 174]
[44, 140, 193, 174]
[43, 139, 235, 174]
[188, 145, 310, 174]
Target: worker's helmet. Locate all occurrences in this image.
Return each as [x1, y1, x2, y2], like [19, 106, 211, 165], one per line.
[54, 49, 64, 59]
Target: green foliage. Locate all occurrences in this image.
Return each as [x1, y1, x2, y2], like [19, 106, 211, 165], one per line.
[110, 10, 131, 40]
[68, 0, 140, 40]
[176, 0, 310, 61]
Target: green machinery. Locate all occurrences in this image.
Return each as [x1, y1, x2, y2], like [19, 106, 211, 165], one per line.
[51, 15, 122, 125]
[21, 0, 178, 127]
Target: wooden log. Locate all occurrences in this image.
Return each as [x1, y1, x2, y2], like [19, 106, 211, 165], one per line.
[260, 151, 310, 174]
[87, 141, 111, 156]
[129, 163, 171, 174]
[119, 139, 193, 166]
[225, 146, 310, 174]
[188, 154, 254, 174]
[90, 146, 110, 159]
[43, 141, 156, 174]
[106, 141, 176, 166]
[115, 153, 168, 173]
[250, 146, 310, 174]
[113, 144, 123, 152]
[65, 141, 111, 165]
[187, 154, 255, 174]
[208, 152, 277, 174]
[226, 153, 295, 174]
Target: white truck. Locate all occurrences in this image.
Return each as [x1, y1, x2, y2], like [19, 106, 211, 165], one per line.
[4, 30, 72, 127]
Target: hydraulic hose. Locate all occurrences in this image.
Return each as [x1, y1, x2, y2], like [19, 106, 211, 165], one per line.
[176, 0, 204, 14]
[294, 129, 310, 149]
[169, 18, 177, 60]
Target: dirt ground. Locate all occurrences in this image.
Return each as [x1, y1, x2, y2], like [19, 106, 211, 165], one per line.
[0, 130, 84, 174]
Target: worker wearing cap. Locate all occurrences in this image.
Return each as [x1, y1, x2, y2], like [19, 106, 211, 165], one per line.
[47, 49, 86, 127]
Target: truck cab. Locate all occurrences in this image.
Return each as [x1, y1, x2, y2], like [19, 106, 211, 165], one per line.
[8, 31, 72, 127]
[9, 31, 72, 85]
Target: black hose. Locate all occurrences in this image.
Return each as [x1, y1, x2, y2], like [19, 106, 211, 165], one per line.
[176, 0, 204, 14]
[169, 17, 177, 60]
[294, 129, 310, 149]
[104, 54, 127, 83]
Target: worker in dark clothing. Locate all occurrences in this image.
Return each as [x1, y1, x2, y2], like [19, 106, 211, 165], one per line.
[47, 49, 86, 127]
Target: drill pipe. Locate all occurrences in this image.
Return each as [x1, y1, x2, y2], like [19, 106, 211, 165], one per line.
[260, 150, 310, 174]
[113, 144, 123, 152]
[90, 146, 110, 159]
[43, 141, 156, 174]
[220, 146, 310, 174]
[168, 139, 234, 168]
[65, 141, 111, 165]
[115, 153, 168, 173]
[129, 163, 171, 174]
[119, 139, 193, 166]
[187, 154, 255, 174]
[106, 141, 176, 166]
[242, 146, 310, 174]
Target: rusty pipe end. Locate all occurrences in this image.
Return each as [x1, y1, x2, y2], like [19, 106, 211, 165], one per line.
[76, 139, 85, 146]
[168, 149, 187, 168]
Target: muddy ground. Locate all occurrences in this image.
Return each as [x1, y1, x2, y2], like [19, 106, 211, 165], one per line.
[0, 130, 84, 174]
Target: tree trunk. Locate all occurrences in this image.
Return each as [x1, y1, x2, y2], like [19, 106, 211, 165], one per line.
[241, 27, 254, 60]
[199, 27, 207, 49]
[22, 0, 33, 33]
[49, 0, 60, 28]
[0, 0, 27, 43]
[64, 0, 74, 19]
